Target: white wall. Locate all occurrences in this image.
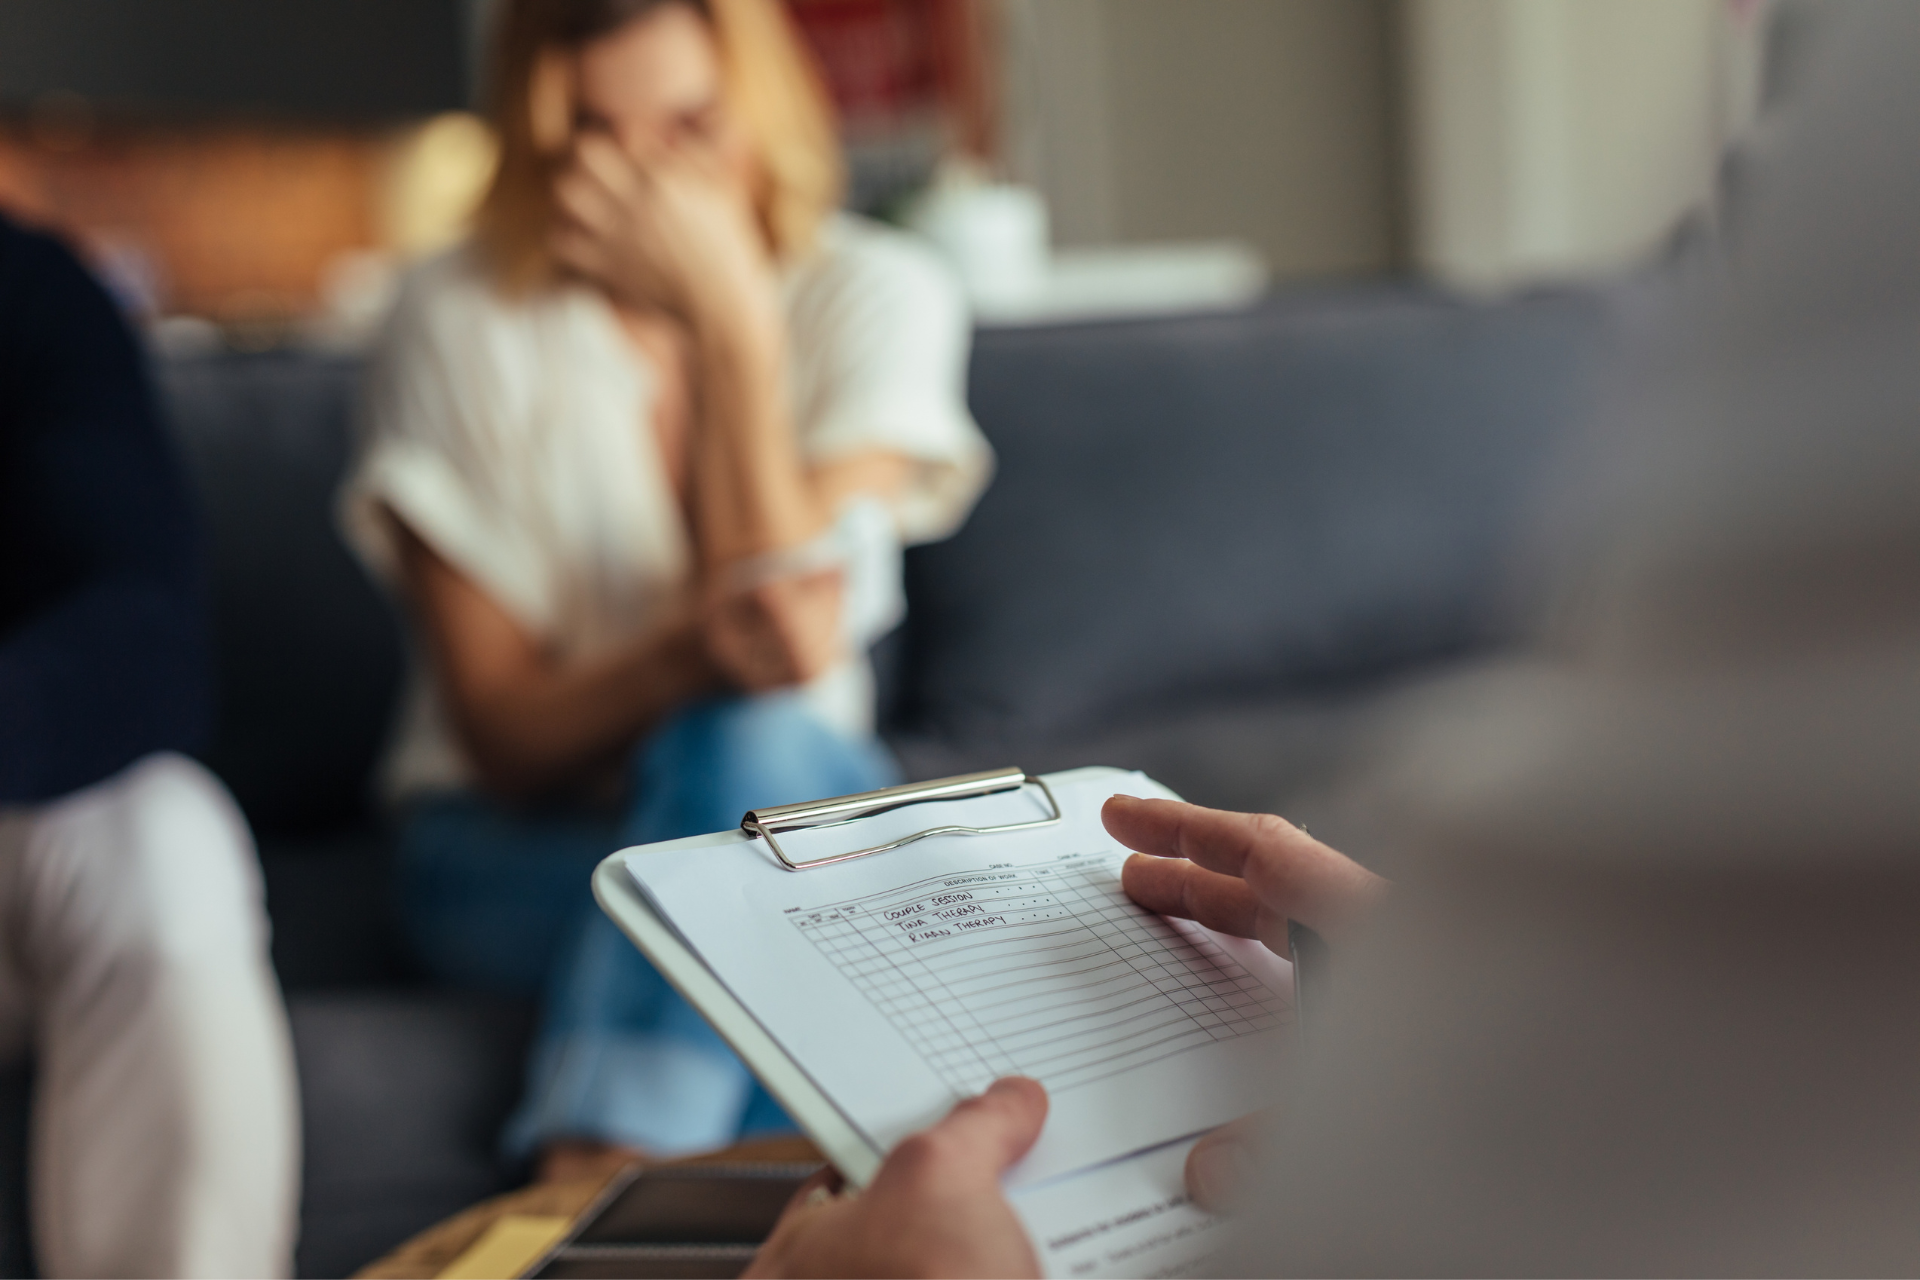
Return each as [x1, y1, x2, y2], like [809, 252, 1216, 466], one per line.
[462, 0, 1757, 291]
[1001, 0, 1399, 281]
[1402, 0, 1766, 290]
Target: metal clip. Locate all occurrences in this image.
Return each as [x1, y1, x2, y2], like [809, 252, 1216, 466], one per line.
[742, 768, 1062, 871]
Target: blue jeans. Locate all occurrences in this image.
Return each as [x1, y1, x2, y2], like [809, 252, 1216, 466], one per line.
[397, 693, 897, 1159]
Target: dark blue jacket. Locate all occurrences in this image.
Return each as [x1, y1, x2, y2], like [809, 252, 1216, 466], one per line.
[0, 214, 211, 802]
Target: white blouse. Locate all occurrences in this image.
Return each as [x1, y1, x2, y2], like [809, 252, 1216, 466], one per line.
[341, 214, 993, 799]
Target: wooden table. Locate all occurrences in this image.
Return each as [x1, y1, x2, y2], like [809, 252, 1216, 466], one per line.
[354, 1136, 822, 1280]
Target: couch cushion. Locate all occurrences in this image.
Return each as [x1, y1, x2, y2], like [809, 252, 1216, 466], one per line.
[261, 827, 416, 989]
[888, 667, 1432, 821]
[0, 1063, 28, 1280]
[897, 286, 1609, 748]
[161, 352, 403, 835]
[290, 991, 534, 1279]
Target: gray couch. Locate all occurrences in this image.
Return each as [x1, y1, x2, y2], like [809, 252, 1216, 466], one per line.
[0, 282, 1608, 1277]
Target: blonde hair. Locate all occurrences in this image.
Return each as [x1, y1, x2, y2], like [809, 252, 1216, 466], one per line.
[475, 0, 843, 293]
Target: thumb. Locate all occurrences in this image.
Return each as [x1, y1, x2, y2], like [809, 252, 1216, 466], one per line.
[881, 1077, 1049, 1191]
[1184, 1110, 1268, 1213]
[946, 1077, 1049, 1169]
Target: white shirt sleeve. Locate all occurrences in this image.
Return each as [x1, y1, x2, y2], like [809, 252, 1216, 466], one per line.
[833, 495, 906, 647]
[338, 254, 559, 636]
[787, 220, 995, 546]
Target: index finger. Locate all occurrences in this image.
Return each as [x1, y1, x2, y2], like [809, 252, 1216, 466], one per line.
[1102, 795, 1309, 879]
[1103, 795, 1386, 941]
[573, 133, 648, 202]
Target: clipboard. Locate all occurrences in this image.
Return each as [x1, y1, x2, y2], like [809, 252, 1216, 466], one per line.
[591, 764, 1167, 1188]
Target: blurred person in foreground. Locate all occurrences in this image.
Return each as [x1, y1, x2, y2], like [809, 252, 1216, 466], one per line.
[341, 0, 988, 1180]
[0, 213, 298, 1277]
[743, 3, 1920, 1274]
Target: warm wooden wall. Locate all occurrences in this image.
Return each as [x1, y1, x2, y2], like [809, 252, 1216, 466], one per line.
[0, 117, 383, 320]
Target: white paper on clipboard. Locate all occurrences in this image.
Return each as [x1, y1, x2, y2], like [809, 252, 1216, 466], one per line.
[593, 765, 1291, 1278]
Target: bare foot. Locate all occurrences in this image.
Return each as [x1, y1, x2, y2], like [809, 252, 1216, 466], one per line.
[535, 1137, 647, 1185]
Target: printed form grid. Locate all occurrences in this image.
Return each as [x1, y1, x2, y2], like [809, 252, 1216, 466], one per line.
[790, 854, 1279, 1098]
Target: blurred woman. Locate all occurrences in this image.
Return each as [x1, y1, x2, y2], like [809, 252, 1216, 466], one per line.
[342, 0, 989, 1179]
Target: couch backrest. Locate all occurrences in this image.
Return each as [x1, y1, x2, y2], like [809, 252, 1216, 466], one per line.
[162, 285, 1608, 832]
[898, 286, 1610, 747]
[164, 352, 403, 834]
